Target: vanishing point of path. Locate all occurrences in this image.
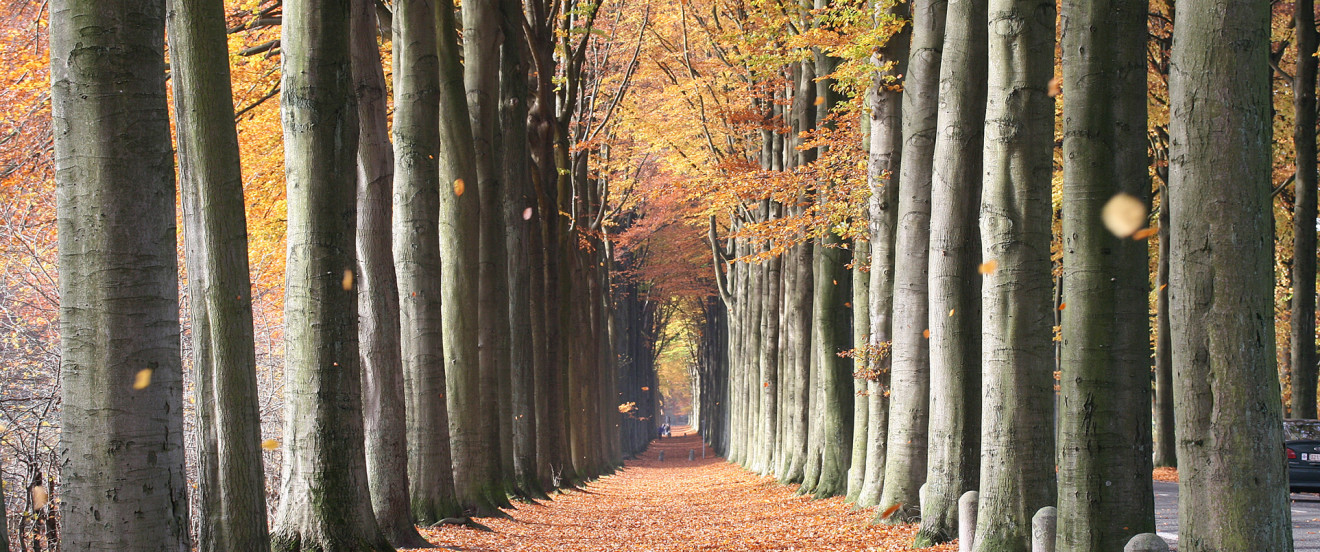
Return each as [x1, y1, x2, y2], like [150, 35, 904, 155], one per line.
[412, 428, 957, 551]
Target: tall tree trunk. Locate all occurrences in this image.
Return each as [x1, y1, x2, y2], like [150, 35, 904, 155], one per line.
[269, 0, 390, 548]
[973, 0, 1056, 549]
[858, 0, 910, 509]
[1154, 188, 1177, 468]
[464, 0, 515, 501]
[759, 206, 784, 475]
[436, 0, 502, 515]
[350, 0, 429, 546]
[167, 0, 269, 549]
[812, 236, 854, 497]
[393, 0, 462, 523]
[913, 0, 985, 542]
[500, 0, 544, 498]
[847, 239, 871, 501]
[52, 1, 190, 549]
[879, 0, 945, 522]
[1294, 0, 1319, 420]
[1056, 0, 1154, 548]
[1168, 1, 1291, 549]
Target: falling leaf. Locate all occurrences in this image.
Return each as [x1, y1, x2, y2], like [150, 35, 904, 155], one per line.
[922, 329, 930, 339]
[261, 439, 280, 451]
[454, 178, 466, 196]
[763, 382, 769, 387]
[523, 207, 534, 220]
[1048, 76, 1063, 97]
[948, 309, 955, 317]
[844, 302, 852, 308]
[1058, 302, 1066, 311]
[1159, 283, 1168, 292]
[641, 386, 649, 391]
[133, 369, 153, 390]
[978, 259, 998, 274]
[31, 484, 47, 510]
[813, 96, 825, 106]
[880, 502, 902, 520]
[1132, 227, 1159, 241]
[342, 269, 354, 291]
[1101, 193, 1147, 238]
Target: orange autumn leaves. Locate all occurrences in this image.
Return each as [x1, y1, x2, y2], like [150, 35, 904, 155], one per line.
[411, 431, 957, 552]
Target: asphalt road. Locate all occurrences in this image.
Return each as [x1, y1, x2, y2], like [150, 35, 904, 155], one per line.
[1153, 481, 1320, 551]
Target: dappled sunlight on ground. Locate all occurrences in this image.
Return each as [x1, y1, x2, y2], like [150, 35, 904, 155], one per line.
[408, 428, 957, 551]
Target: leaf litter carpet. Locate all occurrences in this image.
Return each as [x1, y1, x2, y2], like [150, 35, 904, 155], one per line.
[412, 428, 957, 551]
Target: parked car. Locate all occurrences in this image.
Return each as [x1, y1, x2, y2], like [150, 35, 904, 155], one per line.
[1285, 419, 1320, 492]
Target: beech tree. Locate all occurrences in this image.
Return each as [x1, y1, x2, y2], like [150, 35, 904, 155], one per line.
[268, 0, 390, 548]
[51, 0, 191, 549]
[913, 0, 985, 543]
[973, 0, 1057, 549]
[1056, 0, 1154, 548]
[392, 0, 463, 523]
[1168, 0, 1291, 548]
[167, 0, 269, 549]
[1293, 0, 1318, 420]
[879, 0, 945, 522]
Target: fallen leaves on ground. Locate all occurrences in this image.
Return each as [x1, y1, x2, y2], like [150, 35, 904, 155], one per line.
[1153, 467, 1178, 483]
[409, 429, 956, 551]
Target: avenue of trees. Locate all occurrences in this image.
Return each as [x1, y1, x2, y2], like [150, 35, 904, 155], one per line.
[0, 0, 1317, 551]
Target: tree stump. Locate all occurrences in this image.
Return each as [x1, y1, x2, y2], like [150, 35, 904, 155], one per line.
[1031, 506, 1057, 552]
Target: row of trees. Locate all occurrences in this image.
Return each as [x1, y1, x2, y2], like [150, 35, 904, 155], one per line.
[680, 0, 1296, 551]
[40, 0, 669, 550]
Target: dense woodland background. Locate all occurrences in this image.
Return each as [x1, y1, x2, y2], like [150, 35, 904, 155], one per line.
[0, 0, 1314, 550]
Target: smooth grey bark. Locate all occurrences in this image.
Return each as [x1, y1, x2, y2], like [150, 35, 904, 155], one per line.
[269, 0, 390, 548]
[781, 236, 814, 483]
[914, 0, 986, 542]
[1168, 1, 1292, 549]
[846, 238, 870, 501]
[812, 235, 854, 498]
[1294, 0, 1319, 420]
[1056, 0, 1154, 548]
[393, 0, 462, 524]
[858, 0, 909, 509]
[758, 206, 784, 475]
[436, 0, 501, 515]
[464, 0, 515, 498]
[350, 0, 430, 546]
[973, 1, 1057, 550]
[879, 0, 945, 523]
[1153, 186, 1176, 468]
[52, 1, 190, 549]
[166, 0, 269, 549]
[500, 0, 543, 498]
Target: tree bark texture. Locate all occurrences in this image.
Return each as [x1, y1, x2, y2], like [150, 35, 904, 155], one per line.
[52, 1, 191, 549]
[880, 0, 945, 523]
[973, 1, 1057, 550]
[1168, 1, 1292, 549]
[914, 0, 986, 543]
[166, 0, 270, 549]
[269, 0, 390, 548]
[1056, 0, 1155, 548]
[1293, 0, 1319, 420]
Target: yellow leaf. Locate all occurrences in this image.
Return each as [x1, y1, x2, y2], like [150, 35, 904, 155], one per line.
[342, 269, 354, 291]
[978, 259, 998, 274]
[133, 369, 153, 390]
[261, 439, 280, 451]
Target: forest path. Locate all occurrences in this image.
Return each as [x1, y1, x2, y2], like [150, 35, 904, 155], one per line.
[411, 428, 956, 551]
